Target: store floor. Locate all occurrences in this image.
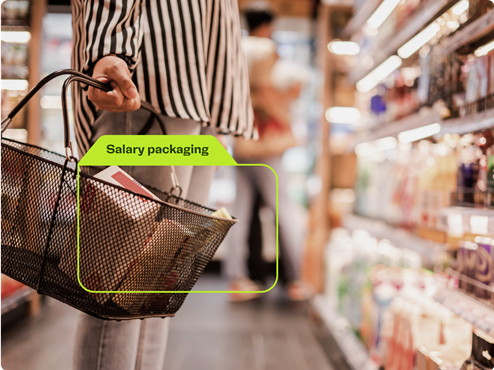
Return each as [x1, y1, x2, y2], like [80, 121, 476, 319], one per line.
[1, 274, 333, 370]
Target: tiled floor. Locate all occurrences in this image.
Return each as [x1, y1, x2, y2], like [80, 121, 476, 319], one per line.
[1, 275, 333, 370]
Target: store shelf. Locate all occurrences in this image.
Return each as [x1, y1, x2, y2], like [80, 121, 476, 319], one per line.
[313, 295, 378, 370]
[1, 286, 36, 316]
[353, 105, 494, 145]
[441, 10, 494, 56]
[342, 0, 381, 38]
[441, 206, 494, 218]
[343, 214, 445, 265]
[438, 108, 494, 136]
[353, 107, 441, 146]
[347, 0, 454, 85]
[434, 286, 494, 333]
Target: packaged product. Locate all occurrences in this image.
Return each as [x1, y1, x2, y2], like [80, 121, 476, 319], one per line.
[111, 219, 193, 311]
[475, 237, 494, 300]
[458, 241, 479, 294]
[418, 344, 471, 370]
[136, 207, 234, 313]
[59, 166, 161, 304]
[461, 330, 494, 369]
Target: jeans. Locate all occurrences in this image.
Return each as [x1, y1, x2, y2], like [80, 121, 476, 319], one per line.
[73, 108, 215, 370]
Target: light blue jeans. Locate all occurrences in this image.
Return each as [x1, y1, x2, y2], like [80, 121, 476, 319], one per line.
[73, 109, 215, 370]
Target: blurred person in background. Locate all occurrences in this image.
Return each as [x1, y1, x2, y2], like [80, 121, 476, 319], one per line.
[225, 2, 311, 302]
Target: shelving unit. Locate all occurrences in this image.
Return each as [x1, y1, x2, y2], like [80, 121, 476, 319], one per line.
[342, 0, 381, 38]
[438, 207, 494, 246]
[351, 2, 494, 145]
[441, 9, 494, 56]
[353, 107, 442, 146]
[313, 0, 494, 369]
[353, 106, 494, 145]
[434, 284, 494, 334]
[313, 295, 378, 370]
[439, 108, 494, 136]
[347, 0, 456, 85]
[343, 214, 445, 265]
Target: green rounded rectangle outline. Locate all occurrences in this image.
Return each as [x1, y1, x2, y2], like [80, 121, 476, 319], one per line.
[76, 135, 279, 294]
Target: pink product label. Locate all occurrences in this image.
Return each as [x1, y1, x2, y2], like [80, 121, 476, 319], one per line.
[111, 172, 153, 201]
[465, 249, 478, 294]
[476, 244, 493, 283]
[476, 243, 493, 300]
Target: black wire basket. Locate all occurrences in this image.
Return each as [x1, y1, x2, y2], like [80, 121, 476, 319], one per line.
[1, 70, 237, 320]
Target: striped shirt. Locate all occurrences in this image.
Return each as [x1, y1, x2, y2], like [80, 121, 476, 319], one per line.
[71, 0, 254, 154]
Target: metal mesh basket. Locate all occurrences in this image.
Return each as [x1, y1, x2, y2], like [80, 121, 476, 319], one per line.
[1, 70, 236, 320]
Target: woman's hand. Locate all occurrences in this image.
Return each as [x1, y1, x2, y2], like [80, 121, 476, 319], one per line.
[88, 55, 141, 112]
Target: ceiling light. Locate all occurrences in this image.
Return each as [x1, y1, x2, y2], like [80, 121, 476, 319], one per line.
[475, 40, 494, 57]
[398, 23, 440, 59]
[325, 107, 361, 124]
[327, 41, 360, 56]
[0, 31, 31, 43]
[397, 123, 441, 143]
[366, 0, 401, 29]
[1, 79, 28, 91]
[356, 56, 402, 93]
[355, 137, 397, 157]
[452, 0, 469, 15]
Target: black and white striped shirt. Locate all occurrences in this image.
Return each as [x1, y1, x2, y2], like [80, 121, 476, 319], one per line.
[71, 0, 254, 154]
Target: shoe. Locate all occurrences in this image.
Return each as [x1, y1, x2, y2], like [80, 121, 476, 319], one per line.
[229, 279, 263, 302]
[286, 280, 313, 301]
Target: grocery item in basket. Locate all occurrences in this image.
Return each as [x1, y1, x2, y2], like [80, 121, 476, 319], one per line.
[136, 207, 234, 313]
[59, 167, 161, 304]
[111, 219, 193, 311]
[211, 207, 232, 219]
[93, 166, 162, 202]
[188, 207, 233, 255]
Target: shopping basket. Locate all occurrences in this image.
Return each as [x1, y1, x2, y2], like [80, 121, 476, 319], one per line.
[1, 69, 237, 320]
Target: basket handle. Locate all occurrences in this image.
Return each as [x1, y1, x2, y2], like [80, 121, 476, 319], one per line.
[0, 69, 182, 195]
[59, 75, 168, 159]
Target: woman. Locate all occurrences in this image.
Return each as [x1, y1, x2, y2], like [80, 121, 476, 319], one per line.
[70, 0, 253, 369]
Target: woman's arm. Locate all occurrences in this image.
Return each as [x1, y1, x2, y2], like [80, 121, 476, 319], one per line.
[83, 0, 144, 112]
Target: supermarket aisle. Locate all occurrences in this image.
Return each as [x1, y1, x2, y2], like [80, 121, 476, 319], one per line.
[1, 275, 333, 370]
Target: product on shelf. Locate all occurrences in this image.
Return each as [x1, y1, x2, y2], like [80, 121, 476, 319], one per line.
[462, 330, 494, 369]
[467, 0, 494, 23]
[1, 0, 31, 131]
[353, 1, 494, 130]
[325, 229, 479, 370]
[355, 130, 494, 244]
[355, 138, 457, 235]
[1, 1, 30, 25]
[353, 1, 491, 126]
